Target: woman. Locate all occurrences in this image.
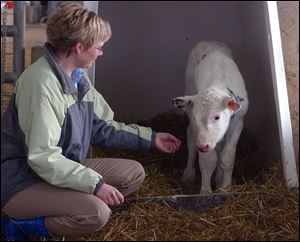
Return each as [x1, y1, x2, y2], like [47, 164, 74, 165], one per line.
[1, 3, 181, 240]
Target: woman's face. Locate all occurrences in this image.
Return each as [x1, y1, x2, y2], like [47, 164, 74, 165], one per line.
[77, 41, 104, 68]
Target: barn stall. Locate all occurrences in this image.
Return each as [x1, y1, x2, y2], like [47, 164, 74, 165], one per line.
[95, 1, 298, 188]
[90, 1, 299, 240]
[1, 1, 298, 241]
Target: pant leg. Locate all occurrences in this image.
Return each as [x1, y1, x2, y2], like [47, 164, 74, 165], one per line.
[2, 158, 145, 239]
[85, 158, 145, 196]
[2, 182, 111, 239]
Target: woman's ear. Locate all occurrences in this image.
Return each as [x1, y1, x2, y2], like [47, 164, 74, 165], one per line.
[74, 42, 84, 54]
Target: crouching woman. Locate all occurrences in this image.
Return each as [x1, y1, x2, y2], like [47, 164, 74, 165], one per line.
[1, 3, 181, 240]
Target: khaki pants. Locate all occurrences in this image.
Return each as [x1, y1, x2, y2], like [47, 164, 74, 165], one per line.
[2, 158, 145, 239]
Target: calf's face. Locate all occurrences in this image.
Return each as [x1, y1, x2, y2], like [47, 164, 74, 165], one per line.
[173, 92, 240, 152]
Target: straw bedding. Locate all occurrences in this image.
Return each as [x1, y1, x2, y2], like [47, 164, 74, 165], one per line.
[0, 102, 298, 241]
[84, 111, 299, 241]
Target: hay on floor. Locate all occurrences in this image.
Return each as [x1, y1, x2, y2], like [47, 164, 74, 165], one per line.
[86, 111, 299, 241]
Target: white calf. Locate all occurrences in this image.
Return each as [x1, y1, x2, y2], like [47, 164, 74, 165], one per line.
[173, 41, 249, 193]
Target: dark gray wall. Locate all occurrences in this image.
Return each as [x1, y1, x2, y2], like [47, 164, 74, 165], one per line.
[240, 1, 281, 160]
[96, 1, 246, 121]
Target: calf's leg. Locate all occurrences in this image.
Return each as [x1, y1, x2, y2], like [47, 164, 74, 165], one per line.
[198, 150, 217, 193]
[216, 118, 243, 190]
[182, 124, 197, 183]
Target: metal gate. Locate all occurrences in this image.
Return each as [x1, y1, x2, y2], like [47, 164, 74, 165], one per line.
[1, 1, 25, 85]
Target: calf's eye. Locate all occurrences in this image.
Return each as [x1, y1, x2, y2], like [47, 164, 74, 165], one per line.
[214, 115, 220, 121]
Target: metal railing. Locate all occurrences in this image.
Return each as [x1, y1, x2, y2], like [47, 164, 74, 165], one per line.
[1, 1, 25, 84]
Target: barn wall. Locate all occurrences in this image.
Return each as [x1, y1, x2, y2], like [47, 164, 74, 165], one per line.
[96, 1, 246, 121]
[239, 2, 282, 161]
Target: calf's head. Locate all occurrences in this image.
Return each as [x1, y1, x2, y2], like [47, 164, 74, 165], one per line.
[172, 89, 240, 152]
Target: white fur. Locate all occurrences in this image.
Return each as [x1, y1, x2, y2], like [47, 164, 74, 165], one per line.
[174, 41, 249, 193]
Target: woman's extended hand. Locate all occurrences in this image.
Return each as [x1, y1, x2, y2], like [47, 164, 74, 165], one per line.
[96, 183, 124, 206]
[155, 132, 182, 153]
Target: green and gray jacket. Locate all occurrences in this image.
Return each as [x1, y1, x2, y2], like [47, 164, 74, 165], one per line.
[1, 43, 156, 207]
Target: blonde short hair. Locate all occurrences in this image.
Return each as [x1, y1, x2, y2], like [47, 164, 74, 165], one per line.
[47, 3, 111, 55]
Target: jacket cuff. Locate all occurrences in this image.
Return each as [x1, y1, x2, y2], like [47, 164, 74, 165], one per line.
[151, 131, 157, 149]
[93, 179, 105, 195]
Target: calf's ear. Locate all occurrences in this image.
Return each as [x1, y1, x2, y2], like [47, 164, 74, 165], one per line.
[224, 97, 241, 112]
[172, 96, 193, 109]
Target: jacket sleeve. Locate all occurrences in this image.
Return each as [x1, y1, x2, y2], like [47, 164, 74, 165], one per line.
[16, 76, 102, 194]
[90, 87, 156, 150]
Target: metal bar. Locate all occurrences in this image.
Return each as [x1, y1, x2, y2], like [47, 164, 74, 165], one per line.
[1, 25, 17, 37]
[126, 191, 253, 202]
[264, 2, 298, 189]
[2, 72, 17, 83]
[13, 1, 25, 82]
[1, 1, 25, 84]
[125, 191, 254, 213]
[47, 1, 61, 17]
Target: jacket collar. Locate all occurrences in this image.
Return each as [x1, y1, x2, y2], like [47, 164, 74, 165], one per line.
[43, 42, 90, 96]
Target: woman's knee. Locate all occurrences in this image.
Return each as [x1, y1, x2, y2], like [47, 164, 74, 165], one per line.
[87, 199, 112, 231]
[46, 199, 112, 237]
[86, 200, 112, 230]
[125, 160, 145, 186]
[134, 161, 146, 185]
[125, 161, 145, 193]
